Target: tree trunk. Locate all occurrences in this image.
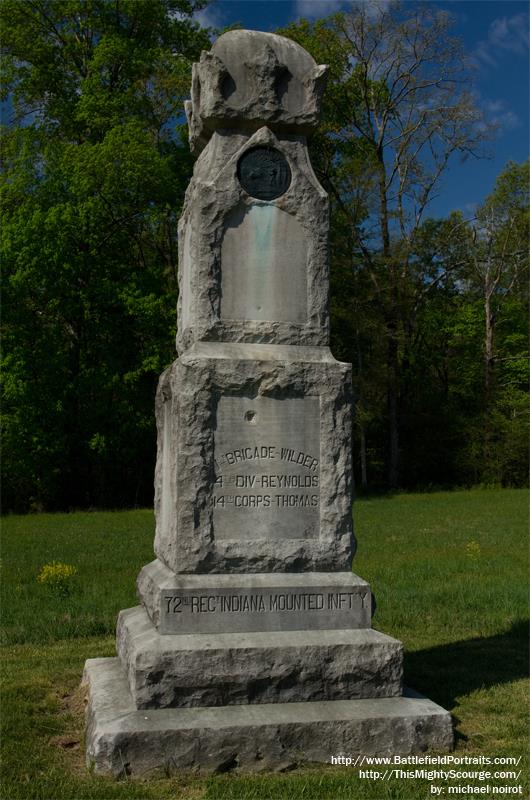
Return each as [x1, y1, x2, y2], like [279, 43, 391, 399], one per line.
[483, 288, 495, 475]
[484, 290, 495, 404]
[355, 332, 368, 491]
[376, 151, 401, 488]
[359, 424, 368, 491]
[387, 318, 400, 489]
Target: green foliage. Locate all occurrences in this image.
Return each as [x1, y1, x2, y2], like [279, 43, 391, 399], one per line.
[1, 0, 211, 511]
[0, 2, 527, 511]
[454, 162, 530, 485]
[279, 7, 528, 491]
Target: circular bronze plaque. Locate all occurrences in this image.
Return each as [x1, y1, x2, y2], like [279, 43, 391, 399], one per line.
[237, 146, 291, 201]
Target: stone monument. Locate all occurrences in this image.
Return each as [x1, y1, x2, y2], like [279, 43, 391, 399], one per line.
[83, 30, 452, 775]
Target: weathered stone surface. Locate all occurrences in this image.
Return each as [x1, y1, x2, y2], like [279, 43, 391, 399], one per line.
[116, 606, 401, 709]
[154, 344, 354, 574]
[84, 27, 453, 777]
[220, 204, 308, 324]
[176, 126, 329, 353]
[84, 658, 453, 776]
[138, 560, 372, 633]
[185, 30, 327, 154]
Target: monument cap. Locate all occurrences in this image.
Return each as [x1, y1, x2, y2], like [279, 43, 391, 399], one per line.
[185, 29, 328, 153]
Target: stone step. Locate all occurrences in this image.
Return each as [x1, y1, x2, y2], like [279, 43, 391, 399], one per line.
[138, 559, 373, 634]
[117, 605, 402, 710]
[84, 657, 453, 776]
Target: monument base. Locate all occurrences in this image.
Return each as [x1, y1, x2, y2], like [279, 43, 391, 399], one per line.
[138, 560, 373, 633]
[83, 658, 453, 777]
[117, 606, 403, 709]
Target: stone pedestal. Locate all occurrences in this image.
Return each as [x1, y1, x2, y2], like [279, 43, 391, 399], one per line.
[85, 659, 452, 776]
[117, 605, 403, 709]
[84, 28, 452, 776]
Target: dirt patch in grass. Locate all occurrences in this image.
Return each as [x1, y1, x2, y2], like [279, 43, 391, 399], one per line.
[52, 734, 81, 750]
[52, 682, 89, 776]
[59, 681, 88, 716]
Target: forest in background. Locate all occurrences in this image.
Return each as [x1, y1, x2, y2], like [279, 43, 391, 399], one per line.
[1, 1, 528, 512]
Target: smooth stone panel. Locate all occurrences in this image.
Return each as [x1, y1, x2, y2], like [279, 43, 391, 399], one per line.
[116, 606, 402, 709]
[213, 395, 320, 541]
[138, 560, 372, 633]
[221, 204, 307, 323]
[84, 657, 453, 776]
[188, 342, 339, 362]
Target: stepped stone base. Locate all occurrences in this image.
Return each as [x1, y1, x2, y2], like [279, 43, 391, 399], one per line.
[83, 658, 453, 776]
[117, 606, 403, 709]
[138, 560, 373, 634]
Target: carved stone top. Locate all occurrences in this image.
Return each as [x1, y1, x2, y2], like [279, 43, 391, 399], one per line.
[185, 30, 328, 154]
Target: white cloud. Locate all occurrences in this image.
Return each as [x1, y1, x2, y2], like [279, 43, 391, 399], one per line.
[489, 14, 529, 54]
[483, 99, 503, 114]
[363, 0, 392, 19]
[194, 4, 226, 32]
[492, 110, 521, 131]
[295, 0, 345, 19]
[474, 12, 529, 68]
[295, 0, 391, 21]
[482, 97, 521, 132]
[168, 3, 225, 31]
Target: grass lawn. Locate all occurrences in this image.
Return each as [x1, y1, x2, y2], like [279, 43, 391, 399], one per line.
[1, 488, 528, 799]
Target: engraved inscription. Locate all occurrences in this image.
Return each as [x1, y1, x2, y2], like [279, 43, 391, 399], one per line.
[165, 590, 369, 615]
[237, 146, 291, 200]
[159, 586, 372, 633]
[213, 396, 320, 540]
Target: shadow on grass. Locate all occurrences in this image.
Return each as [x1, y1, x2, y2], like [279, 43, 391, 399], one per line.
[405, 619, 529, 713]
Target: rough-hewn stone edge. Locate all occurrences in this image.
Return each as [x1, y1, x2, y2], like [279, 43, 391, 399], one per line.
[187, 30, 327, 154]
[154, 351, 355, 575]
[176, 128, 330, 352]
[139, 557, 369, 589]
[116, 605, 402, 708]
[83, 657, 453, 776]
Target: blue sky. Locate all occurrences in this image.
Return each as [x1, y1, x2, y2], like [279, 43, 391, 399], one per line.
[194, 0, 529, 219]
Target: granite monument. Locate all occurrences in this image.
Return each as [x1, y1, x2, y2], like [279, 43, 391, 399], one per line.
[83, 29, 453, 775]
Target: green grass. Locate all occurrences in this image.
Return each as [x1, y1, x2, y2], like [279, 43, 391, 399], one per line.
[1, 488, 528, 799]
[1, 510, 154, 645]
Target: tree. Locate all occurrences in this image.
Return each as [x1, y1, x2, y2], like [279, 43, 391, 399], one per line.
[1, 1, 210, 511]
[470, 162, 529, 405]
[462, 161, 529, 483]
[398, 162, 529, 488]
[280, 3, 489, 488]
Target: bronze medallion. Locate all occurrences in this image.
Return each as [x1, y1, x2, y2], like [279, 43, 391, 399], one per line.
[237, 146, 291, 200]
